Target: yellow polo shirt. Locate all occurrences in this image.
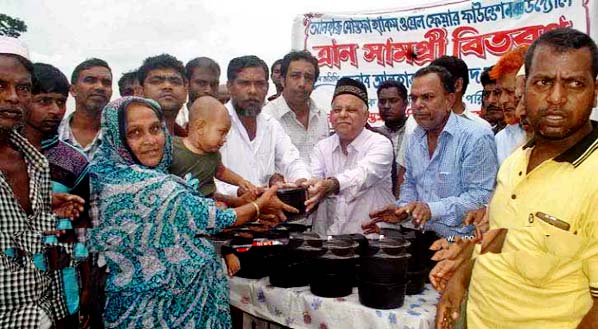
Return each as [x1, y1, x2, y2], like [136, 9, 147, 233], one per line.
[467, 125, 598, 329]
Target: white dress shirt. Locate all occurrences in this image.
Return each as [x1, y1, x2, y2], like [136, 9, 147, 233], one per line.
[216, 102, 310, 195]
[310, 128, 395, 236]
[397, 103, 491, 167]
[262, 96, 329, 164]
[495, 123, 527, 165]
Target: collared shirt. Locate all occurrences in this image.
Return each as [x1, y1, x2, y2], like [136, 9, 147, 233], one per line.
[310, 129, 395, 236]
[397, 103, 492, 167]
[0, 130, 66, 327]
[58, 112, 102, 160]
[495, 123, 527, 165]
[262, 96, 329, 164]
[175, 103, 191, 128]
[216, 102, 310, 195]
[468, 121, 598, 328]
[398, 112, 498, 238]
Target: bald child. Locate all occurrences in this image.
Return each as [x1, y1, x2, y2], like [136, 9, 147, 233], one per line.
[170, 96, 258, 207]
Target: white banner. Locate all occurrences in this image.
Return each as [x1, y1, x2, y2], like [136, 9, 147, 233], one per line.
[292, 0, 598, 124]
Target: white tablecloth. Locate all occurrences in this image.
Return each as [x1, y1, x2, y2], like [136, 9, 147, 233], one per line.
[229, 276, 439, 329]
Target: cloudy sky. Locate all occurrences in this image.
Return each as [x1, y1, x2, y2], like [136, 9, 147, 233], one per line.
[2, 0, 429, 99]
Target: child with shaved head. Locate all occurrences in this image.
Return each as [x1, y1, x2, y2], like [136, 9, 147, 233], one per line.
[171, 96, 259, 275]
[171, 95, 258, 202]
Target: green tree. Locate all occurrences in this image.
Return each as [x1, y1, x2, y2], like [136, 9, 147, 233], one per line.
[0, 13, 27, 38]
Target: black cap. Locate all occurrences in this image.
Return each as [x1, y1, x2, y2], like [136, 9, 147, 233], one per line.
[332, 77, 368, 108]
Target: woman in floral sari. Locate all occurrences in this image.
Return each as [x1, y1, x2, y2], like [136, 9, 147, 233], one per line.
[87, 97, 293, 328]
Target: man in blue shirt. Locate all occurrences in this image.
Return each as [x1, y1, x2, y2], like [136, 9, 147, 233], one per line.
[364, 65, 498, 239]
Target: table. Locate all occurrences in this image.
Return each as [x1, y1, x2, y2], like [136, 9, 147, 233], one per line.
[229, 276, 439, 329]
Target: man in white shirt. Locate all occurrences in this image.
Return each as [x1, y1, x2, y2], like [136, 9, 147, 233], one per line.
[217, 55, 310, 196]
[263, 50, 329, 164]
[491, 46, 530, 165]
[397, 56, 491, 168]
[305, 77, 395, 235]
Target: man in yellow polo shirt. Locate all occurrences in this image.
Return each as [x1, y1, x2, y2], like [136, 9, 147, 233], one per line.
[436, 27, 598, 329]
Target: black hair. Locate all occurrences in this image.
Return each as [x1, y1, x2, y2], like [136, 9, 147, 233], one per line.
[138, 54, 186, 85]
[480, 66, 495, 87]
[525, 27, 598, 79]
[280, 50, 320, 81]
[413, 65, 455, 94]
[118, 70, 138, 95]
[376, 80, 407, 100]
[227, 55, 269, 81]
[271, 59, 283, 73]
[185, 57, 220, 81]
[71, 58, 111, 84]
[431, 55, 469, 94]
[32, 63, 69, 96]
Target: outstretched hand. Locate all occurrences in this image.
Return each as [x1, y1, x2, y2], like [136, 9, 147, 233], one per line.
[52, 192, 85, 220]
[257, 185, 298, 223]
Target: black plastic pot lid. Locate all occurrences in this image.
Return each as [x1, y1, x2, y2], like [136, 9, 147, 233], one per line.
[369, 252, 412, 259]
[367, 236, 411, 248]
[290, 232, 322, 240]
[320, 249, 359, 259]
[323, 239, 359, 257]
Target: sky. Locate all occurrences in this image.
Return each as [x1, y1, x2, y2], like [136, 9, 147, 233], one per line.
[1, 0, 430, 101]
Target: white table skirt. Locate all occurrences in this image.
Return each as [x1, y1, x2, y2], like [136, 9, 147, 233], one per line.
[229, 276, 439, 329]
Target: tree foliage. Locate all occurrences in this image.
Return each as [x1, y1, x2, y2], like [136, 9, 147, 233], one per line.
[0, 13, 27, 38]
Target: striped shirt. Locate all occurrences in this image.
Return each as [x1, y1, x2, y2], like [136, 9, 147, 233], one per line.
[398, 112, 498, 238]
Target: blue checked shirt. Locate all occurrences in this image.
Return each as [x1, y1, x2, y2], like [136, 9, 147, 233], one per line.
[398, 112, 498, 238]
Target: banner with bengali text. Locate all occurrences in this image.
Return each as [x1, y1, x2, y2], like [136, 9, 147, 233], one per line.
[292, 0, 597, 124]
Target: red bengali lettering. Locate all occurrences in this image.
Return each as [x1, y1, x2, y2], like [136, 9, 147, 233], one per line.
[452, 16, 573, 59]
[312, 39, 360, 69]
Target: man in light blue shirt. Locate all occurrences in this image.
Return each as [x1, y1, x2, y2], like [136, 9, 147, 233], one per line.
[365, 65, 498, 238]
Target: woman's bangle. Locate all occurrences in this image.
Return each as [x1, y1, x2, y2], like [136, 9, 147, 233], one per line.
[250, 201, 260, 219]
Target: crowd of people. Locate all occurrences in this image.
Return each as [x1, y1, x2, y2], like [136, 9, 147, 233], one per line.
[0, 26, 597, 329]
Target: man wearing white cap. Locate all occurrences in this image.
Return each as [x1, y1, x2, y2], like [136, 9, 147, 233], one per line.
[0, 36, 71, 329]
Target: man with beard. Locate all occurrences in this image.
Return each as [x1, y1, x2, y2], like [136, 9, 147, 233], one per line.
[263, 50, 329, 163]
[267, 59, 283, 102]
[216, 55, 309, 196]
[480, 66, 506, 134]
[176, 57, 221, 128]
[59, 58, 112, 159]
[117, 70, 140, 97]
[138, 54, 188, 137]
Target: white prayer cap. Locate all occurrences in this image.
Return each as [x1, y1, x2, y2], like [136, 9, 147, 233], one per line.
[0, 36, 31, 63]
